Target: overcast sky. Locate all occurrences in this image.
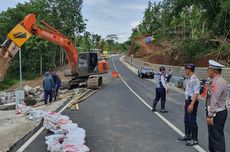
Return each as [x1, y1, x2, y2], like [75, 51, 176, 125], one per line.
[0, 0, 161, 42]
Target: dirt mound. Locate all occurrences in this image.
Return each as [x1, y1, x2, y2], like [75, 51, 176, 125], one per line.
[195, 52, 230, 67]
[129, 36, 182, 65]
[128, 36, 230, 67]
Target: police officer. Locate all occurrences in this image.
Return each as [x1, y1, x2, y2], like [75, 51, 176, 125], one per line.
[152, 66, 168, 113]
[206, 60, 228, 152]
[178, 63, 199, 146]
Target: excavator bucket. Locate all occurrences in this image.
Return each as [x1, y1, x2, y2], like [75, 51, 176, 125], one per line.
[0, 41, 20, 81]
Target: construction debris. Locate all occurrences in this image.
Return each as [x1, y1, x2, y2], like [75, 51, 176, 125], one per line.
[0, 91, 15, 105]
[0, 84, 70, 110]
[0, 102, 15, 110]
[86, 75, 103, 89]
[67, 89, 97, 110]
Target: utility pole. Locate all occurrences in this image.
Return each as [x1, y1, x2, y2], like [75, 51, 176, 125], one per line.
[19, 48, 22, 89]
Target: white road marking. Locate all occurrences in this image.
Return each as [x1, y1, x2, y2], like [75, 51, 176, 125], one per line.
[16, 126, 45, 152]
[17, 98, 74, 152]
[112, 57, 206, 152]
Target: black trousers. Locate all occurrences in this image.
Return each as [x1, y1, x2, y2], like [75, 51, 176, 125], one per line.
[208, 109, 228, 152]
[152, 88, 166, 110]
[184, 100, 199, 140]
[44, 90, 53, 104]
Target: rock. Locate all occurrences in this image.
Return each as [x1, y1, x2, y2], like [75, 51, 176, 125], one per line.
[24, 97, 37, 106]
[34, 94, 43, 101]
[35, 86, 41, 91]
[23, 85, 33, 93]
[28, 95, 34, 98]
[0, 102, 15, 110]
[0, 91, 16, 105]
[59, 89, 68, 94]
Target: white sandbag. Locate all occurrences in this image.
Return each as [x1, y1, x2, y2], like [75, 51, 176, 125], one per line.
[45, 134, 65, 152]
[62, 144, 90, 152]
[27, 109, 46, 121]
[54, 123, 78, 134]
[44, 112, 70, 124]
[63, 128, 86, 145]
[43, 112, 72, 131]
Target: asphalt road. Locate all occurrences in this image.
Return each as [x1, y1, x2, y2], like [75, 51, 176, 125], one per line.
[22, 55, 230, 152]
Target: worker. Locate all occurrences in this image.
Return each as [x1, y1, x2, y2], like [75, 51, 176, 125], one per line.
[152, 66, 168, 113]
[43, 72, 55, 105]
[206, 60, 228, 152]
[49, 69, 62, 101]
[178, 63, 199, 146]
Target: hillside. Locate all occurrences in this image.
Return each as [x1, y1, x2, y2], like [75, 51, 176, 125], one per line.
[128, 36, 229, 67]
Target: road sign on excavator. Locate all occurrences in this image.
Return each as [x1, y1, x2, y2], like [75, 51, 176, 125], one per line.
[7, 24, 31, 47]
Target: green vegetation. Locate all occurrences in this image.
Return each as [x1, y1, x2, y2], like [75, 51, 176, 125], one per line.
[0, 78, 18, 90]
[130, 0, 230, 62]
[133, 42, 141, 53]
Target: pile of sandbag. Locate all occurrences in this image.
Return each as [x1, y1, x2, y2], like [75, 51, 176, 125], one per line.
[43, 112, 89, 152]
[17, 104, 90, 152]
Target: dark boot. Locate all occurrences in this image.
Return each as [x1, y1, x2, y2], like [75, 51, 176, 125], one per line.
[186, 127, 198, 146]
[152, 108, 157, 112]
[161, 100, 166, 110]
[178, 135, 191, 141]
[186, 139, 198, 146]
[152, 100, 158, 112]
[160, 109, 168, 113]
[178, 124, 191, 141]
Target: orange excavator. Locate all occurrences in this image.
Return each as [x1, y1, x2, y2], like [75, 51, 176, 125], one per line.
[0, 14, 109, 88]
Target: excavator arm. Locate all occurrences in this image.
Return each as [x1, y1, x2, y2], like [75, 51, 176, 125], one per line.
[0, 14, 78, 81]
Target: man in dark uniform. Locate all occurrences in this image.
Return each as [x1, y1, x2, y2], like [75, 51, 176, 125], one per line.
[178, 64, 200, 146]
[206, 60, 228, 152]
[152, 66, 168, 113]
[49, 69, 62, 101]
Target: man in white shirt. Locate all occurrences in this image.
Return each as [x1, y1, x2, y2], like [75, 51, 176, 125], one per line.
[152, 67, 168, 113]
[178, 63, 200, 146]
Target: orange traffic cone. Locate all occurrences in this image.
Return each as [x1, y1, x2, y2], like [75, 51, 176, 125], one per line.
[112, 71, 119, 78]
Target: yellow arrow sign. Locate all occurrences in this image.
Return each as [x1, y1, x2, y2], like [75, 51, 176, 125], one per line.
[7, 24, 31, 47]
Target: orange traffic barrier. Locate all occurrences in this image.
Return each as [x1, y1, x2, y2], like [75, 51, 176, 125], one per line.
[201, 84, 208, 98]
[112, 71, 119, 78]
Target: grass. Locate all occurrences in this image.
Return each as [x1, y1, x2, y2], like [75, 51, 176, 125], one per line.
[0, 78, 19, 91]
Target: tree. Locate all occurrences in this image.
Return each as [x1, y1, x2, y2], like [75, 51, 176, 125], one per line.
[0, 0, 87, 83]
[44, 0, 86, 38]
[138, 1, 162, 35]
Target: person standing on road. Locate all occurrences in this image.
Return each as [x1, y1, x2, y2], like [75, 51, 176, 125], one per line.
[206, 60, 228, 152]
[167, 69, 173, 82]
[152, 66, 168, 113]
[43, 72, 55, 105]
[49, 69, 62, 101]
[178, 63, 199, 146]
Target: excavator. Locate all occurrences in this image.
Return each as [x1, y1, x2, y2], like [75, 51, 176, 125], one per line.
[0, 14, 109, 88]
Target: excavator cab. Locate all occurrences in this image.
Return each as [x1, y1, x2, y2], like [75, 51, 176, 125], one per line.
[77, 52, 109, 77]
[77, 52, 98, 77]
